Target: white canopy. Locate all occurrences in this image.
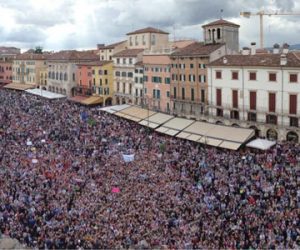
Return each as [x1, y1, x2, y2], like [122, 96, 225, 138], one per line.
[246, 138, 276, 150]
[25, 88, 66, 99]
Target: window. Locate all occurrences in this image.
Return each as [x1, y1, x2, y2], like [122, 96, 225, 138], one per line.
[266, 114, 277, 125]
[121, 72, 126, 77]
[104, 70, 108, 75]
[249, 72, 256, 80]
[129, 58, 133, 64]
[135, 36, 138, 46]
[129, 37, 132, 46]
[128, 72, 133, 78]
[182, 88, 185, 100]
[174, 87, 177, 99]
[217, 28, 221, 39]
[250, 91, 256, 110]
[115, 71, 120, 76]
[190, 64, 194, 69]
[135, 77, 138, 83]
[99, 70, 103, 75]
[290, 73, 298, 83]
[143, 76, 148, 82]
[216, 71, 222, 79]
[151, 34, 156, 45]
[165, 77, 170, 84]
[289, 94, 297, 114]
[201, 89, 205, 103]
[232, 71, 238, 80]
[290, 117, 298, 127]
[156, 90, 160, 99]
[116, 58, 120, 64]
[269, 93, 276, 113]
[64, 73, 67, 81]
[105, 79, 108, 85]
[191, 88, 195, 101]
[152, 76, 162, 83]
[269, 73, 276, 82]
[232, 90, 238, 108]
[248, 112, 257, 122]
[199, 75, 206, 83]
[72, 73, 75, 81]
[199, 63, 206, 69]
[153, 89, 156, 98]
[216, 89, 222, 106]
[123, 58, 126, 64]
[167, 91, 170, 98]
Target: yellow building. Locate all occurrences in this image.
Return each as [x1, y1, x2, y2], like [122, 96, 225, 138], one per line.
[12, 53, 48, 88]
[75, 60, 114, 106]
[93, 61, 114, 106]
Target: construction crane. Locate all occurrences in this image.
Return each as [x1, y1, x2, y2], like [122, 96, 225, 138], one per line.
[240, 11, 300, 49]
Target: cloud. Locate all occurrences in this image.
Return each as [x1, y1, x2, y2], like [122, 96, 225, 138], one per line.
[0, 0, 299, 51]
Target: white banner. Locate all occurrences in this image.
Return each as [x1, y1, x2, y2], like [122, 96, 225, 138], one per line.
[122, 154, 135, 163]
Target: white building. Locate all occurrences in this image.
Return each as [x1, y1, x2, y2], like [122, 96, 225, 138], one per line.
[207, 44, 300, 142]
[113, 49, 144, 104]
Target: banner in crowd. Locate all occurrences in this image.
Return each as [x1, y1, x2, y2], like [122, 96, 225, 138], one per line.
[122, 154, 135, 162]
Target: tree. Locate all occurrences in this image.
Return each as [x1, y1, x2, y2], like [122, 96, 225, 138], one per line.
[34, 46, 43, 54]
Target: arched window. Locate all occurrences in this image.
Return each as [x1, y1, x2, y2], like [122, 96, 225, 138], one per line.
[51, 72, 55, 79]
[208, 29, 211, 40]
[217, 28, 221, 39]
[56, 72, 59, 80]
[286, 131, 299, 142]
[64, 73, 68, 81]
[266, 129, 278, 140]
[60, 72, 63, 80]
[48, 71, 51, 78]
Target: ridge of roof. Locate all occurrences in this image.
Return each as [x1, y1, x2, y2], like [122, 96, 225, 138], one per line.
[126, 27, 169, 35]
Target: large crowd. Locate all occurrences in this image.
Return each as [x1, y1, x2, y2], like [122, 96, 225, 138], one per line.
[0, 89, 299, 249]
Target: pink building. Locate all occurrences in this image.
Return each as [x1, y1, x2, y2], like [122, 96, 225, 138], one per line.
[143, 54, 172, 113]
[0, 60, 13, 86]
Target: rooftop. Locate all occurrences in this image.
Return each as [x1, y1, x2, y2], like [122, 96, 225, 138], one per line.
[113, 49, 144, 58]
[76, 60, 112, 66]
[202, 19, 240, 28]
[48, 50, 99, 61]
[171, 42, 224, 57]
[103, 41, 127, 49]
[209, 52, 300, 67]
[126, 27, 169, 35]
[15, 53, 49, 60]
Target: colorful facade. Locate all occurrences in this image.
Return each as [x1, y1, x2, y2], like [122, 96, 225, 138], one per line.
[12, 53, 48, 87]
[47, 50, 99, 97]
[143, 54, 172, 113]
[0, 60, 13, 86]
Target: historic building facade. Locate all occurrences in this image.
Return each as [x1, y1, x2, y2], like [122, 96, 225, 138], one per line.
[207, 46, 300, 142]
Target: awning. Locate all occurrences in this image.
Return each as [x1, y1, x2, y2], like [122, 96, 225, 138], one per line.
[199, 137, 223, 147]
[115, 106, 156, 122]
[176, 131, 192, 139]
[186, 134, 202, 142]
[246, 138, 276, 150]
[81, 96, 103, 105]
[100, 104, 130, 114]
[4, 83, 35, 90]
[139, 113, 174, 128]
[69, 96, 87, 103]
[25, 88, 66, 99]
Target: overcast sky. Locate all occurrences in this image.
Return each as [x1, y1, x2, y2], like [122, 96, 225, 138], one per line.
[0, 0, 299, 51]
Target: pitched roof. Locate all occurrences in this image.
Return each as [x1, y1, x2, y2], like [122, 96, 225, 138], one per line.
[202, 19, 240, 28]
[15, 53, 49, 60]
[113, 49, 144, 58]
[103, 41, 126, 49]
[126, 27, 169, 35]
[48, 50, 99, 61]
[171, 42, 224, 57]
[76, 60, 112, 66]
[208, 53, 300, 67]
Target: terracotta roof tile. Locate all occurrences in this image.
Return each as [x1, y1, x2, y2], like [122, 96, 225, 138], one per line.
[208, 53, 300, 67]
[103, 41, 127, 49]
[202, 19, 240, 28]
[126, 27, 169, 35]
[171, 42, 224, 57]
[15, 53, 49, 60]
[48, 50, 99, 61]
[76, 60, 112, 66]
[113, 49, 144, 57]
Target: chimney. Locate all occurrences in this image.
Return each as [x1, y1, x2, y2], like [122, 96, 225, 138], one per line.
[282, 43, 289, 54]
[223, 57, 228, 64]
[242, 47, 250, 55]
[250, 42, 256, 55]
[273, 43, 280, 54]
[97, 44, 105, 50]
[280, 54, 287, 66]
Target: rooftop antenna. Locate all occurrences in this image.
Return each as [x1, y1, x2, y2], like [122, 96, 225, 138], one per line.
[173, 24, 176, 41]
[220, 9, 223, 19]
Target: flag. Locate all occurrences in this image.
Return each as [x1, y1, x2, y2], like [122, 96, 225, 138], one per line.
[122, 154, 135, 163]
